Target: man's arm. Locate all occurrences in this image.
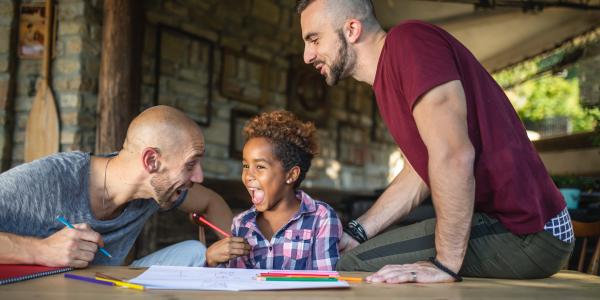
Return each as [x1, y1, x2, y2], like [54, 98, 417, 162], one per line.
[0, 224, 103, 268]
[358, 157, 430, 238]
[178, 184, 234, 239]
[339, 155, 429, 253]
[413, 80, 475, 273]
[367, 80, 475, 283]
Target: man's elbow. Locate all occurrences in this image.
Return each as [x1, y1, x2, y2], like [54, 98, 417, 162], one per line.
[431, 144, 475, 172]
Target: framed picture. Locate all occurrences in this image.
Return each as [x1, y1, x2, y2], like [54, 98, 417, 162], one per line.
[153, 24, 214, 126]
[346, 80, 373, 115]
[18, 3, 50, 59]
[229, 109, 256, 159]
[287, 56, 330, 127]
[337, 122, 369, 166]
[371, 96, 395, 144]
[220, 48, 269, 106]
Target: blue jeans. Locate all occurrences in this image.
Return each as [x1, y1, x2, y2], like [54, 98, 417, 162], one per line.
[130, 240, 206, 267]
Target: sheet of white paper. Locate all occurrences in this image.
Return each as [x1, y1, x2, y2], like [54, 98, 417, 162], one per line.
[129, 266, 350, 291]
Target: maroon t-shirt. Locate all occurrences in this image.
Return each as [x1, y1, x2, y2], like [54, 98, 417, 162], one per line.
[373, 20, 564, 235]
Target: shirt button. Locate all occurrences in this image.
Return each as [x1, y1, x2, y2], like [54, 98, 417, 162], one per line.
[268, 246, 272, 251]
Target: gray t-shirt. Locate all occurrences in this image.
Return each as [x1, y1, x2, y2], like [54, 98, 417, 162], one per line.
[0, 151, 183, 265]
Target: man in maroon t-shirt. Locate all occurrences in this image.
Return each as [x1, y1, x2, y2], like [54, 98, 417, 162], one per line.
[296, 0, 573, 283]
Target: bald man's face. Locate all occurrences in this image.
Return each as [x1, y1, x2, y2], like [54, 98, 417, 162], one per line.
[149, 132, 205, 209]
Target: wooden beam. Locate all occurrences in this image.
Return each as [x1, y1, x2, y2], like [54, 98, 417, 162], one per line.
[0, 0, 18, 170]
[96, 0, 143, 153]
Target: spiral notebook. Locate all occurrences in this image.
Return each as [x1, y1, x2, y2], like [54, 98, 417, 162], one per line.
[0, 264, 73, 285]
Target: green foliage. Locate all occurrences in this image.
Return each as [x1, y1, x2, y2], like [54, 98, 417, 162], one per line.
[493, 61, 599, 133]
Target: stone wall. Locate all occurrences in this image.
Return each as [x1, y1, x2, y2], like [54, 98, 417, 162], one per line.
[579, 39, 600, 109]
[6, 0, 102, 167]
[1, 0, 399, 192]
[139, 0, 398, 191]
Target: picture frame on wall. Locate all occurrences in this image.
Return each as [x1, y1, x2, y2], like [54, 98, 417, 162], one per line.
[153, 24, 214, 126]
[220, 48, 270, 107]
[18, 3, 52, 59]
[229, 109, 256, 159]
[371, 96, 395, 144]
[287, 56, 330, 127]
[337, 122, 369, 166]
[346, 80, 373, 115]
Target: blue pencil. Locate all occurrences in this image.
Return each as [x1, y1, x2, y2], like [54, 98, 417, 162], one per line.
[64, 273, 115, 286]
[56, 216, 113, 258]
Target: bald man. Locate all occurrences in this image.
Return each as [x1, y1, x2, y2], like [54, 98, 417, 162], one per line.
[0, 105, 233, 268]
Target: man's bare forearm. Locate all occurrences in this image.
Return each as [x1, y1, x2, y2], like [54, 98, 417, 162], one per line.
[358, 159, 430, 238]
[0, 232, 38, 264]
[429, 148, 475, 272]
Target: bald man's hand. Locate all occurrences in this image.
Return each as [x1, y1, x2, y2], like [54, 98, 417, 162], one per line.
[36, 223, 104, 268]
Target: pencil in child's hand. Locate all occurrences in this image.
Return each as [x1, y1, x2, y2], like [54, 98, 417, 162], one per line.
[191, 212, 231, 238]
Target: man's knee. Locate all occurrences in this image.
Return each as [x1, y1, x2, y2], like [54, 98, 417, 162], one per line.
[174, 240, 206, 265]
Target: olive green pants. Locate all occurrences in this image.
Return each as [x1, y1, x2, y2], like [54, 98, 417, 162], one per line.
[337, 213, 574, 279]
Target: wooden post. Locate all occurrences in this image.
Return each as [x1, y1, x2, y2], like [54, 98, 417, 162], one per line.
[96, 0, 143, 153]
[0, 0, 18, 170]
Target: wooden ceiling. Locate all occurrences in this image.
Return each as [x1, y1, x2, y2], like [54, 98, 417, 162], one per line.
[373, 0, 600, 72]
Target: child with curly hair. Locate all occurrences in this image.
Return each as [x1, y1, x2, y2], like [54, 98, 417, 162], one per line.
[205, 110, 342, 270]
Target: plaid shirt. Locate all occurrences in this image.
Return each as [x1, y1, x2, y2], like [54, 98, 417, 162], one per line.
[226, 190, 342, 270]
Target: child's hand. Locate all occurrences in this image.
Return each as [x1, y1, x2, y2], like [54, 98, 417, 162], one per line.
[206, 237, 251, 267]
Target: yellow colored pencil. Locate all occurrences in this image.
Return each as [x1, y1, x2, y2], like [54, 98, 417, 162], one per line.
[95, 277, 145, 291]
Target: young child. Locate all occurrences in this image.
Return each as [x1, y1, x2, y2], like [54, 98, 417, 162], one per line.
[205, 110, 342, 270]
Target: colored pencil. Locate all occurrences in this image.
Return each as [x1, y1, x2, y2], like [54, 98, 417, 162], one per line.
[337, 276, 363, 282]
[256, 276, 339, 282]
[95, 272, 123, 281]
[64, 273, 115, 286]
[56, 216, 113, 258]
[258, 274, 363, 282]
[192, 212, 231, 237]
[95, 277, 145, 290]
[259, 271, 339, 277]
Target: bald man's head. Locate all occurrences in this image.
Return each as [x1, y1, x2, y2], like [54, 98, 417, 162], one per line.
[123, 105, 204, 156]
[121, 105, 205, 208]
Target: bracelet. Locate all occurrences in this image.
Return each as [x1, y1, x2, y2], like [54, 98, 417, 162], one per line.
[343, 220, 368, 243]
[428, 257, 463, 282]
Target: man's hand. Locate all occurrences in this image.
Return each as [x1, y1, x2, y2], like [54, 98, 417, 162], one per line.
[205, 237, 251, 267]
[36, 223, 103, 268]
[339, 232, 360, 253]
[366, 261, 455, 283]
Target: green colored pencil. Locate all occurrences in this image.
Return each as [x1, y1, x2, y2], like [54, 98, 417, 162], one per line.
[257, 276, 338, 282]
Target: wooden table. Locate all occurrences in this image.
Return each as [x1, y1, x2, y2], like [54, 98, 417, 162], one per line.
[1, 267, 599, 299]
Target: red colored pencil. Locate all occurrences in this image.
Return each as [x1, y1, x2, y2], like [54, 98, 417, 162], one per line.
[192, 213, 231, 238]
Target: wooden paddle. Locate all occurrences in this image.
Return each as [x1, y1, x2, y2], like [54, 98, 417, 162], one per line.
[24, 0, 59, 162]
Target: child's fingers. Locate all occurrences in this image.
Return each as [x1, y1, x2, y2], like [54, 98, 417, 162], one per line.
[228, 237, 246, 243]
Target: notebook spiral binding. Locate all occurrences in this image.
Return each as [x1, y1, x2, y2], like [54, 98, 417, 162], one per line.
[0, 267, 73, 285]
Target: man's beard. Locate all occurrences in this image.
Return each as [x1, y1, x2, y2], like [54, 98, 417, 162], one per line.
[326, 29, 356, 86]
[150, 173, 175, 208]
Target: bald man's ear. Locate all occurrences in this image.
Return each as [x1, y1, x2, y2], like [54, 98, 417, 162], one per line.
[345, 19, 362, 44]
[141, 147, 161, 173]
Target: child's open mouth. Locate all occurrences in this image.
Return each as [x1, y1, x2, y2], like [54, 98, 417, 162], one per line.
[248, 187, 265, 205]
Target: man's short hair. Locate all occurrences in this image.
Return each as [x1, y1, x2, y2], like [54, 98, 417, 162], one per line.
[295, 0, 378, 30]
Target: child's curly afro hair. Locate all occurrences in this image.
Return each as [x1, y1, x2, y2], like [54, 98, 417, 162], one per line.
[243, 110, 318, 188]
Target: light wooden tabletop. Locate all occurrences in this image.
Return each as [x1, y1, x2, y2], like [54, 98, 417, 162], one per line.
[1, 266, 599, 299]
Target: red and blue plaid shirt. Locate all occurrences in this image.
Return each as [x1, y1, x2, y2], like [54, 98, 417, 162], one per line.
[226, 190, 342, 270]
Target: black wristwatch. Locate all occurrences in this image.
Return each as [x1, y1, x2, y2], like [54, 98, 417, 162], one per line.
[343, 219, 368, 243]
